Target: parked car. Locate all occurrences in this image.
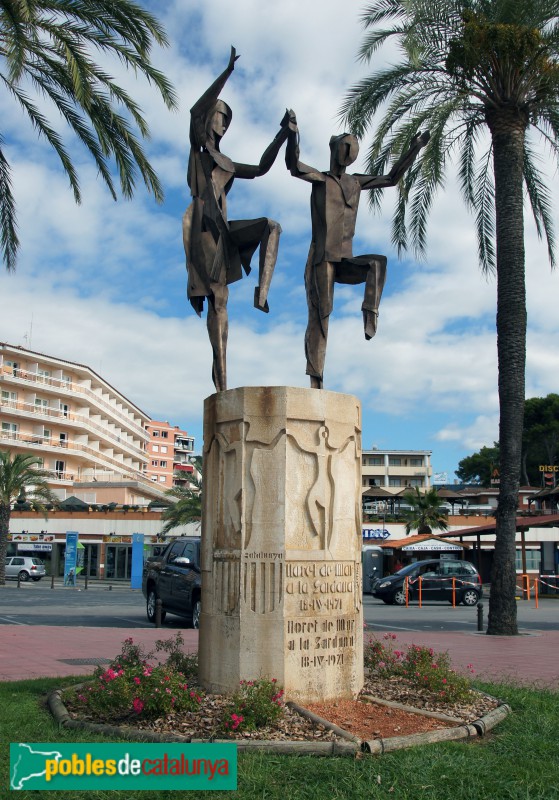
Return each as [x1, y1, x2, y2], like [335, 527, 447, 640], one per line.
[5, 556, 46, 582]
[372, 559, 482, 606]
[142, 537, 201, 628]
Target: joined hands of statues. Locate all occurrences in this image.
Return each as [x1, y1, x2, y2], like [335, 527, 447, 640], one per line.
[280, 108, 298, 133]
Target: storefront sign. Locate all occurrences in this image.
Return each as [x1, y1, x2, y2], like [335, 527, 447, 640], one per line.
[10, 533, 54, 543]
[362, 528, 391, 540]
[17, 543, 53, 552]
[402, 539, 462, 552]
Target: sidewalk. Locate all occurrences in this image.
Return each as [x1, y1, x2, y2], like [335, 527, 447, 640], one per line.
[0, 624, 557, 688]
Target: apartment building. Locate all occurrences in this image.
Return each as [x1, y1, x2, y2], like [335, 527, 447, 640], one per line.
[0, 342, 151, 494]
[362, 448, 432, 495]
[146, 420, 196, 489]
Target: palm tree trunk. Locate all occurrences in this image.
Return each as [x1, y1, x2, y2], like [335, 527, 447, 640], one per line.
[486, 111, 527, 635]
[0, 503, 10, 584]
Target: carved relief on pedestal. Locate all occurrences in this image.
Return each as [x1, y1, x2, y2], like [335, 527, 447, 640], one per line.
[241, 552, 284, 615]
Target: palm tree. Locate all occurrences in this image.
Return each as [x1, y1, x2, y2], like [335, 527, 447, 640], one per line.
[401, 487, 449, 535]
[0, 451, 59, 583]
[160, 477, 202, 535]
[0, 0, 177, 271]
[341, 0, 559, 635]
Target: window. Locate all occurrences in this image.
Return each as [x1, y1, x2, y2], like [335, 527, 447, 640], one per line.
[62, 404, 69, 418]
[43, 429, 51, 443]
[152, 431, 160, 437]
[410, 458, 424, 467]
[38, 369, 51, 382]
[160, 445, 168, 453]
[1, 422, 18, 435]
[515, 550, 541, 571]
[409, 478, 423, 487]
[152, 445, 159, 453]
[389, 478, 402, 487]
[5, 360, 19, 375]
[151, 460, 158, 467]
[389, 458, 401, 466]
[35, 398, 49, 409]
[1, 390, 17, 402]
[366, 456, 383, 466]
[159, 476, 166, 483]
[55, 460, 65, 474]
[161, 431, 168, 439]
[167, 541, 185, 563]
[160, 461, 167, 468]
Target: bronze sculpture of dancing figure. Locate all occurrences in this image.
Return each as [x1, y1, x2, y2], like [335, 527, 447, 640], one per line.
[286, 122, 429, 388]
[183, 46, 295, 391]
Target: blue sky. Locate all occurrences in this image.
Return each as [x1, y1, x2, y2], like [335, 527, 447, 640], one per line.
[1, 0, 558, 482]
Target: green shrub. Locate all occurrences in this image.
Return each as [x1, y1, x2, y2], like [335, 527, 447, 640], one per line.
[221, 679, 284, 734]
[364, 634, 474, 703]
[66, 636, 202, 722]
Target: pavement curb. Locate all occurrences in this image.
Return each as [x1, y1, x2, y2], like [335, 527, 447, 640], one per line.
[46, 686, 511, 757]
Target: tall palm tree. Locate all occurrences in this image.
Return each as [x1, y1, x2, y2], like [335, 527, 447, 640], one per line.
[341, 0, 559, 635]
[401, 487, 449, 535]
[0, 0, 177, 270]
[160, 477, 202, 535]
[0, 451, 59, 583]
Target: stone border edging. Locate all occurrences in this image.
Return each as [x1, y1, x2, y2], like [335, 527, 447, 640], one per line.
[46, 687, 510, 757]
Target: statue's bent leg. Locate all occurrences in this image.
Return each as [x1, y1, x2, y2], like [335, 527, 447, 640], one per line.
[254, 219, 281, 313]
[207, 282, 229, 393]
[228, 218, 282, 312]
[305, 259, 335, 389]
[362, 256, 387, 340]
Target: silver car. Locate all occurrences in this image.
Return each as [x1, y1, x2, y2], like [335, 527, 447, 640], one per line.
[5, 556, 46, 582]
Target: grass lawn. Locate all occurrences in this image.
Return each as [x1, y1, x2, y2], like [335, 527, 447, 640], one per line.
[1, 677, 558, 799]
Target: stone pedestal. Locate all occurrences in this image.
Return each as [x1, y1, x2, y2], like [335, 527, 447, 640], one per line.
[198, 386, 363, 703]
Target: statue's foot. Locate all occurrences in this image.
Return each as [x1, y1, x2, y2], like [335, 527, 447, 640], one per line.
[310, 375, 323, 389]
[254, 287, 269, 313]
[363, 309, 378, 341]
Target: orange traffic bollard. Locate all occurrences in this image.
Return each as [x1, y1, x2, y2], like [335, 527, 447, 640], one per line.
[534, 577, 539, 609]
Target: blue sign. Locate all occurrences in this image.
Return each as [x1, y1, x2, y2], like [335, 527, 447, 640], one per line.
[362, 528, 391, 540]
[64, 532, 79, 586]
[130, 533, 145, 590]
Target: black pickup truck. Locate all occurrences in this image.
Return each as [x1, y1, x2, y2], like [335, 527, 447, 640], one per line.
[142, 537, 201, 628]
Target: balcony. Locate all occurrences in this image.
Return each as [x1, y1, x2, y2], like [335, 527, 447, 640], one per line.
[0, 398, 147, 464]
[1, 365, 148, 440]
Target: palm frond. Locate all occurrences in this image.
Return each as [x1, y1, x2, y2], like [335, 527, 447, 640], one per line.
[523, 138, 556, 266]
[0, 0, 177, 270]
[0, 141, 18, 272]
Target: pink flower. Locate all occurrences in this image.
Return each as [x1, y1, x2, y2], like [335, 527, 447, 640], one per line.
[442, 678, 447, 684]
[132, 698, 144, 714]
[133, 677, 141, 685]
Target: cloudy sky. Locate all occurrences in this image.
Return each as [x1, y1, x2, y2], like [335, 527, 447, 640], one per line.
[1, 0, 558, 482]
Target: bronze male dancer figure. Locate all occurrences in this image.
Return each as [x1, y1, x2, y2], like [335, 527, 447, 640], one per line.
[286, 124, 429, 388]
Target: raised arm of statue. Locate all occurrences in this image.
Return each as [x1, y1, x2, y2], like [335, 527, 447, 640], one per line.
[234, 108, 297, 179]
[190, 46, 240, 147]
[285, 119, 326, 183]
[356, 131, 430, 190]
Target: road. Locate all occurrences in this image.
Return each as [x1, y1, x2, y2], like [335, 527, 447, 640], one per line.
[0, 581, 557, 631]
